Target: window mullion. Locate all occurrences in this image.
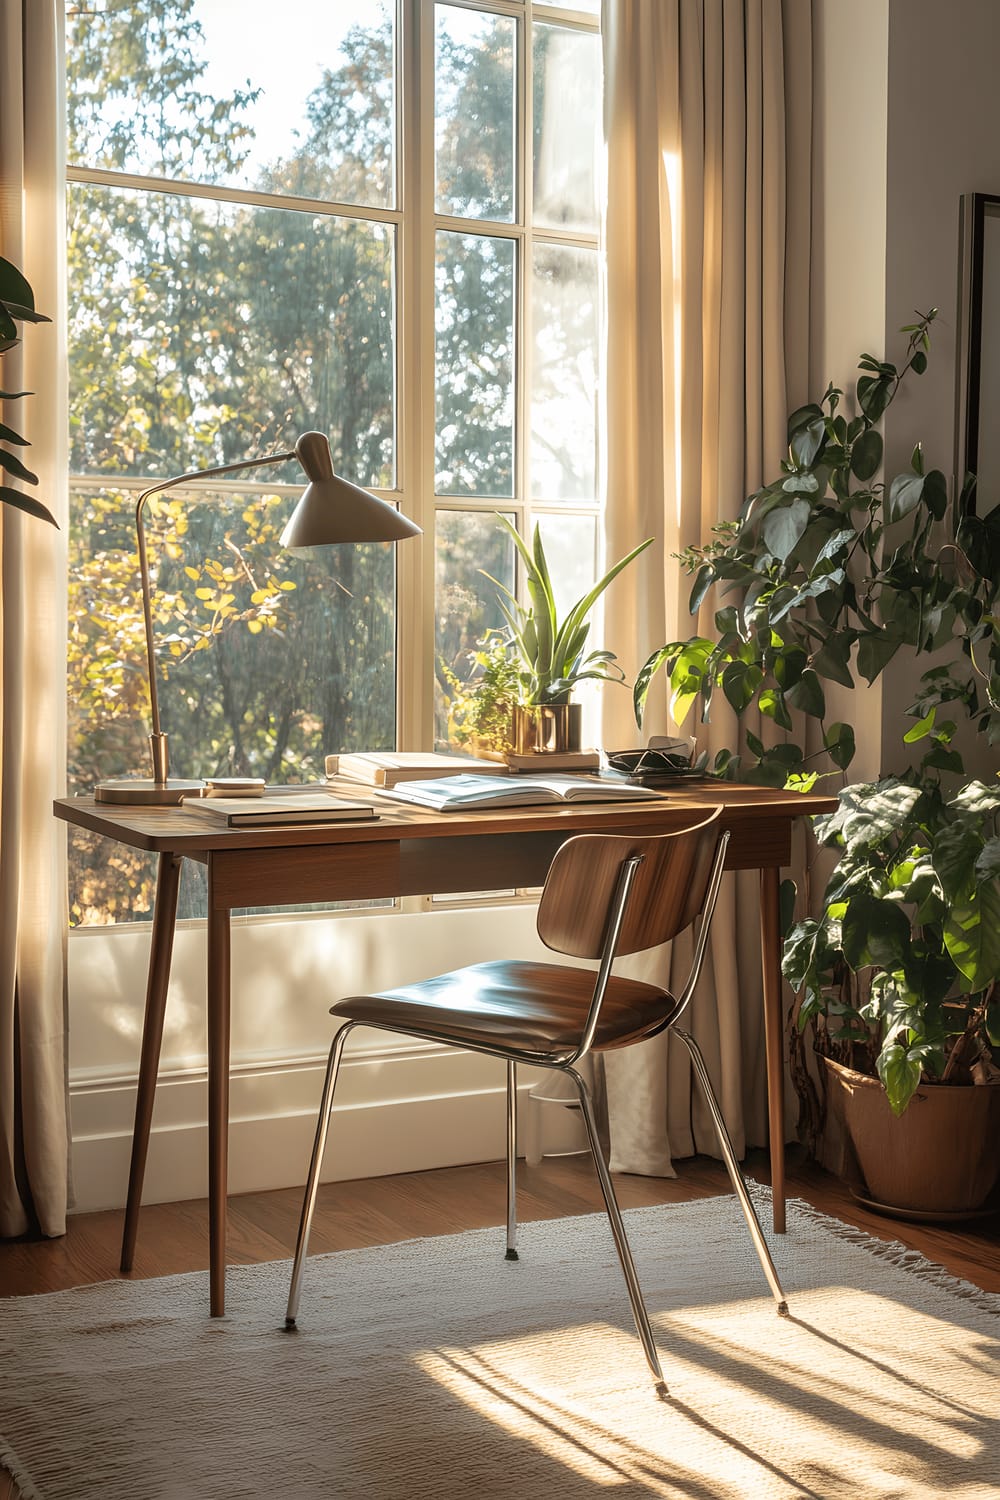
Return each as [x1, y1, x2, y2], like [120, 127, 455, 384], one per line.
[516, 3, 531, 594]
[397, 0, 437, 750]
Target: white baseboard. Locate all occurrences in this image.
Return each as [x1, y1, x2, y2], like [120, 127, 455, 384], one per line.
[67, 900, 597, 1212]
[69, 1037, 588, 1213]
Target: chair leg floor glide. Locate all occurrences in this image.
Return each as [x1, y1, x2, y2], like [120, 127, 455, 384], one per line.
[673, 1026, 788, 1315]
[567, 1065, 668, 1395]
[505, 1060, 519, 1262]
[284, 1023, 356, 1330]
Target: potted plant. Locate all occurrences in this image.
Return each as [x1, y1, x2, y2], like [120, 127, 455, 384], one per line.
[442, 628, 523, 759]
[485, 516, 652, 754]
[783, 777, 1000, 1213]
[631, 310, 1000, 1213]
[1, 255, 56, 527]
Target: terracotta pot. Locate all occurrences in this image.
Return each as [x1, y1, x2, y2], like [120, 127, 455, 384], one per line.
[822, 1055, 1000, 1214]
[511, 702, 582, 754]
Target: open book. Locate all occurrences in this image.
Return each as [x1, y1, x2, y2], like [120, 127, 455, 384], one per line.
[376, 773, 665, 812]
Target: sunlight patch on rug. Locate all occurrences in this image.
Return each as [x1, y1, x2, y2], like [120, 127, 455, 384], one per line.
[1, 1195, 998, 1499]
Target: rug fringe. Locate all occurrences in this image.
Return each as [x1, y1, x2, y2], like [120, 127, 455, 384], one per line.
[746, 1183, 1000, 1318]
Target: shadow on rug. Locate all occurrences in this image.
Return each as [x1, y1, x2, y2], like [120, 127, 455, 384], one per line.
[1, 1195, 998, 1498]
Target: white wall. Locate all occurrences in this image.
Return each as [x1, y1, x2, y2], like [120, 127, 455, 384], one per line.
[68, 903, 586, 1213]
[810, 0, 889, 782]
[811, 0, 1000, 782]
[879, 0, 1000, 777]
[810, 0, 890, 408]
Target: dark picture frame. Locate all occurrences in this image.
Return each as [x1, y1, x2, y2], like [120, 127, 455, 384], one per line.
[956, 191, 1000, 513]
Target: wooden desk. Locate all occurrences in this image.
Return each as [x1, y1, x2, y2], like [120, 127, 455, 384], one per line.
[55, 782, 836, 1314]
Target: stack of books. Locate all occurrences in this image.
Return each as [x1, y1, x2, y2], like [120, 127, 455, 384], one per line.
[329, 751, 509, 788]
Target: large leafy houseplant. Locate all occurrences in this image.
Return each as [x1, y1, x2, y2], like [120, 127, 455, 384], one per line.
[633, 310, 999, 785]
[0, 255, 56, 527]
[630, 311, 1000, 1147]
[488, 516, 652, 707]
[783, 779, 1000, 1117]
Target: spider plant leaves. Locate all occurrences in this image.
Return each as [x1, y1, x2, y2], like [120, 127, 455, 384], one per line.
[491, 516, 652, 704]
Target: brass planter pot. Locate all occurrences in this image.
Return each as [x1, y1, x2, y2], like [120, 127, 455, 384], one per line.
[823, 1055, 1000, 1216]
[511, 702, 582, 755]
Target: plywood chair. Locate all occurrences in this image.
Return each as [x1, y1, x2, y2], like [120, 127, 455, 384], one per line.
[283, 808, 787, 1393]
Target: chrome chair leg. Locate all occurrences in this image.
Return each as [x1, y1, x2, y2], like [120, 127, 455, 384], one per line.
[505, 1060, 519, 1260]
[567, 1065, 667, 1394]
[674, 1026, 788, 1314]
[285, 1022, 354, 1328]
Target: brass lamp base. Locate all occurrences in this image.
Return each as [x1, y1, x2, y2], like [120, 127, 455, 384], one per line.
[95, 778, 205, 805]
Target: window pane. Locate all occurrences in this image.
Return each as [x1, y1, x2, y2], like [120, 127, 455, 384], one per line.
[67, 0, 396, 209]
[434, 511, 516, 749]
[536, 513, 597, 618]
[533, 24, 601, 233]
[536, 512, 602, 747]
[68, 485, 398, 922]
[435, 232, 516, 497]
[539, 0, 601, 14]
[435, 4, 516, 221]
[68, 184, 396, 488]
[530, 243, 599, 501]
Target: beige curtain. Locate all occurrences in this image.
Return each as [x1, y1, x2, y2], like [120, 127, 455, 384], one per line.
[600, 0, 812, 1173]
[0, 0, 70, 1238]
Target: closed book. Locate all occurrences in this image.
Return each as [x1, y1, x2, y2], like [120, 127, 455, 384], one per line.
[184, 791, 377, 827]
[375, 773, 664, 812]
[333, 750, 509, 788]
[503, 749, 601, 773]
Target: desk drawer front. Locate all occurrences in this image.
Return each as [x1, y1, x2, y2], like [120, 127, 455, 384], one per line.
[208, 842, 401, 909]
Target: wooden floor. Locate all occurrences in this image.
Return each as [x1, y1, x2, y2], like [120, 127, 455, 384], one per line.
[1, 1149, 998, 1500]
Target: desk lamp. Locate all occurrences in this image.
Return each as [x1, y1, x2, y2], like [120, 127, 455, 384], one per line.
[95, 431, 420, 805]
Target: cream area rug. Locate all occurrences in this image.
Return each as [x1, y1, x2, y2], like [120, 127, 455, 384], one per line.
[1, 1195, 998, 1500]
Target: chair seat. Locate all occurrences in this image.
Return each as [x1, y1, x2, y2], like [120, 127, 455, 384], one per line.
[331, 960, 678, 1062]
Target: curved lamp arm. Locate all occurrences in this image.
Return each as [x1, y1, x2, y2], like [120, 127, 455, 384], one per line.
[136, 450, 296, 770]
[97, 432, 420, 803]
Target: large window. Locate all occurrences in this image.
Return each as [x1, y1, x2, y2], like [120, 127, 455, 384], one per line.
[65, 0, 602, 925]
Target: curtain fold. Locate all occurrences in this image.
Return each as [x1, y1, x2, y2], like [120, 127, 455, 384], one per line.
[0, 0, 70, 1238]
[600, 0, 812, 1174]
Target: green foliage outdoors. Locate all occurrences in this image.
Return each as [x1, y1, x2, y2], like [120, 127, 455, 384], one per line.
[65, 1, 540, 923]
[633, 311, 1000, 1116]
[0, 256, 56, 525]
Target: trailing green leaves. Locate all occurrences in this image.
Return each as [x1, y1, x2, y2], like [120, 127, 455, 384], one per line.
[787, 777, 1000, 1114]
[633, 310, 1000, 786]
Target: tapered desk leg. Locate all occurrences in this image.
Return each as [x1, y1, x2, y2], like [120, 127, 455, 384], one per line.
[207, 887, 231, 1317]
[120, 852, 182, 1273]
[760, 866, 786, 1233]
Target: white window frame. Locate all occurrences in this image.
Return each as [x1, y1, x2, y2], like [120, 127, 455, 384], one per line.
[65, 0, 602, 926]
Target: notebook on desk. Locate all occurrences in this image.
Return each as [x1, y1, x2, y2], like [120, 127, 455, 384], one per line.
[183, 791, 378, 827]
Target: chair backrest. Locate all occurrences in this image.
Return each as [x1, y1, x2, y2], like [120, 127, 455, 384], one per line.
[535, 808, 725, 961]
